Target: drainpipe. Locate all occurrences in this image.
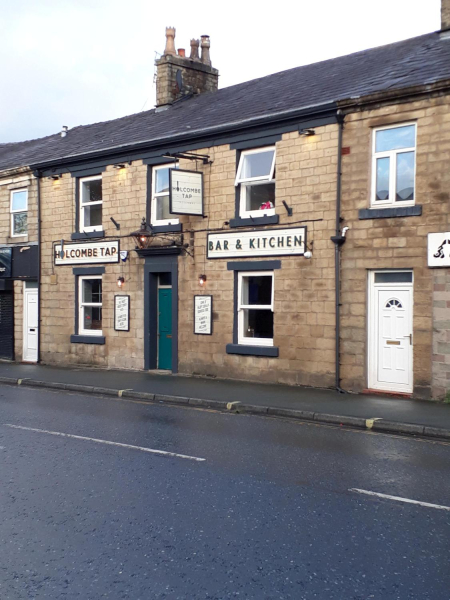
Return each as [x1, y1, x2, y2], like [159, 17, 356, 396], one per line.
[34, 170, 42, 363]
[330, 111, 346, 392]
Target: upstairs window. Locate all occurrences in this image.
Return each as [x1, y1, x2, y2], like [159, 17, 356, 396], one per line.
[235, 147, 276, 218]
[151, 164, 179, 226]
[238, 271, 274, 346]
[10, 188, 28, 236]
[80, 175, 103, 232]
[372, 124, 416, 207]
[78, 276, 102, 336]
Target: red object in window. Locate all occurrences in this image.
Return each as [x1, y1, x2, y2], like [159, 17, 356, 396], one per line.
[260, 201, 274, 210]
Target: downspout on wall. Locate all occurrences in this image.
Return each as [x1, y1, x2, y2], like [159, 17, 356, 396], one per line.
[330, 110, 346, 392]
[34, 170, 42, 363]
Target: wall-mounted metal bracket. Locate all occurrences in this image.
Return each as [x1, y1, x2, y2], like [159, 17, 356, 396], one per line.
[282, 200, 293, 217]
[164, 152, 213, 165]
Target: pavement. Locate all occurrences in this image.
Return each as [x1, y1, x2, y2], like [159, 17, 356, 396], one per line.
[1, 384, 450, 599]
[0, 361, 449, 440]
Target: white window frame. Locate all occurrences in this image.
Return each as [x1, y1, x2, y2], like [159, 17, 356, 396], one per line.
[151, 164, 180, 226]
[371, 123, 416, 208]
[79, 175, 103, 233]
[235, 146, 276, 218]
[237, 270, 274, 347]
[78, 275, 103, 336]
[10, 188, 28, 237]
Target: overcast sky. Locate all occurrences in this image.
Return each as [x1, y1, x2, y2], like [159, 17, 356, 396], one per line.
[0, 0, 441, 144]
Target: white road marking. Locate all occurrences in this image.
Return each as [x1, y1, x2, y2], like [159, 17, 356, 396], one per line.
[349, 488, 450, 511]
[4, 424, 205, 462]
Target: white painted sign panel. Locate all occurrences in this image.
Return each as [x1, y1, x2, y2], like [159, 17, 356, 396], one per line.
[207, 227, 306, 259]
[169, 169, 203, 216]
[428, 232, 450, 267]
[114, 295, 130, 331]
[54, 240, 120, 265]
[194, 295, 213, 335]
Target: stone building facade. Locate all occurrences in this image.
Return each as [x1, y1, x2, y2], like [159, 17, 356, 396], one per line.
[339, 91, 450, 399]
[38, 125, 339, 388]
[1, 15, 450, 401]
[0, 167, 39, 362]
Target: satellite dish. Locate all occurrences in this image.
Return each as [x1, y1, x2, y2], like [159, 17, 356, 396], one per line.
[176, 70, 183, 93]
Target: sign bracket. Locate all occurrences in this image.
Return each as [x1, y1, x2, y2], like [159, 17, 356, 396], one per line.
[164, 152, 213, 165]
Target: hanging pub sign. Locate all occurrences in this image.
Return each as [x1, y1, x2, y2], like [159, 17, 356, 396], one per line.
[428, 232, 450, 267]
[169, 169, 203, 216]
[194, 295, 213, 335]
[54, 240, 120, 265]
[114, 295, 130, 331]
[207, 227, 307, 259]
[0, 247, 12, 278]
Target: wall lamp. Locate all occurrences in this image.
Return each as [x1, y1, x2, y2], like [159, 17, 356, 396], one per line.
[113, 163, 126, 170]
[48, 175, 61, 180]
[299, 128, 315, 137]
[199, 274, 207, 287]
[117, 277, 125, 288]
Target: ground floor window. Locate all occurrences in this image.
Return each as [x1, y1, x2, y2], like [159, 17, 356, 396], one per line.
[78, 276, 102, 335]
[238, 271, 274, 346]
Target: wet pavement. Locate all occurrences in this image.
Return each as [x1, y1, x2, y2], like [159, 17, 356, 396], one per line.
[0, 361, 450, 429]
[0, 384, 449, 599]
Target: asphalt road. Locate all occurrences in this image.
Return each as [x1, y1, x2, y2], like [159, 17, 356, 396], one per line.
[0, 385, 449, 600]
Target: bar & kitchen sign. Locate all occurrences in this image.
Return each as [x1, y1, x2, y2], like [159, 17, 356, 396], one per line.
[207, 227, 306, 259]
[54, 240, 120, 265]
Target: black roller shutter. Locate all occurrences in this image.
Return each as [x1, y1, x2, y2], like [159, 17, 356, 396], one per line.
[0, 292, 14, 359]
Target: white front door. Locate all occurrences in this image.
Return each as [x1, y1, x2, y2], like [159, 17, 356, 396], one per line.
[368, 272, 413, 393]
[23, 285, 38, 362]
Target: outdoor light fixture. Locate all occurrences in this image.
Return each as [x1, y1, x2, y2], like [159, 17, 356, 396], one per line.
[113, 163, 126, 169]
[130, 218, 154, 250]
[117, 277, 125, 288]
[304, 251, 312, 259]
[299, 128, 315, 137]
[199, 274, 207, 286]
[48, 175, 60, 180]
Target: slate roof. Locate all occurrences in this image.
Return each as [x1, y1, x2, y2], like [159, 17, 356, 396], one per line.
[1, 31, 450, 172]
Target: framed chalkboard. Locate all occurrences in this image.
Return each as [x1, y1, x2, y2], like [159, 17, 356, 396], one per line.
[114, 295, 130, 331]
[194, 295, 213, 335]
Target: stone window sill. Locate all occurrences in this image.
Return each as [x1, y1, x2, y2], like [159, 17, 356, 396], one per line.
[150, 224, 182, 233]
[229, 215, 279, 228]
[358, 205, 422, 220]
[7, 236, 28, 243]
[71, 231, 105, 240]
[226, 344, 279, 357]
[70, 334, 105, 345]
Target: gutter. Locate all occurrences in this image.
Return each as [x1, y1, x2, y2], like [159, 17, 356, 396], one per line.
[330, 111, 346, 393]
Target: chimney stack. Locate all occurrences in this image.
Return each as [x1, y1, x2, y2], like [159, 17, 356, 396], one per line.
[155, 28, 219, 108]
[442, 0, 450, 30]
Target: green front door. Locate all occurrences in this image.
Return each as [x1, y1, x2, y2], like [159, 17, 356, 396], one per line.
[158, 288, 172, 370]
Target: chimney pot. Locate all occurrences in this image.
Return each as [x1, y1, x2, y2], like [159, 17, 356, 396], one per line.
[200, 35, 211, 66]
[61, 125, 68, 138]
[190, 38, 200, 60]
[178, 48, 186, 57]
[164, 26, 177, 56]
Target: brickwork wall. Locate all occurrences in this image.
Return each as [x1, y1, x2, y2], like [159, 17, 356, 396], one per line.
[0, 171, 37, 245]
[177, 126, 338, 386]
[156, 55, 218, 106]
[40, 126, 339, 387]
[340, 94, 450, 398]
[432, 269, 450, 399]
[40, 163, 146, 369]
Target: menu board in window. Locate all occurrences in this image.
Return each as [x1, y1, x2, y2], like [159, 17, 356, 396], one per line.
[114, 295, 130, 331]
[194, 295, 213, 335]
